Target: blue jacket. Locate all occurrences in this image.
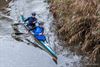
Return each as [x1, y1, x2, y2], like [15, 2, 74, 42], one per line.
[25, 17, 37, 24]
[33, 26, 46, 41]
[33, 26, 44, 35]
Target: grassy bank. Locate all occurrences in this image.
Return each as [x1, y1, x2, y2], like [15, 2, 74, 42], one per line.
[49, 0, 100, 64]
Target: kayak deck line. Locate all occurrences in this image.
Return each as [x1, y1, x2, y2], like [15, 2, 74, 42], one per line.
[40, 41, 57, 59]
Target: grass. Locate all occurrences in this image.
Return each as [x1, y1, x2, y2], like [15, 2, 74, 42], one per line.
[50, 0, 100, 63]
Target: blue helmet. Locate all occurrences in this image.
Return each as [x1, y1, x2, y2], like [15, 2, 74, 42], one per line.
[32, 12, 36, 16]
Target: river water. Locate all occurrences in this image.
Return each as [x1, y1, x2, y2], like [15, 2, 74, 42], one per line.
[0, 0, 82, 67]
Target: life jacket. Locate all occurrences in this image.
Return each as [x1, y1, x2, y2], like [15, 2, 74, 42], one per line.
[33, 26, 46, 41]
[33, 26, 44, 35]
[34, 35, 46, 41]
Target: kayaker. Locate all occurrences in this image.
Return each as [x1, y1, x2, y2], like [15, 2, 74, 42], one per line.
[32, 22, 46, 41]
[24, 12, 37, 30]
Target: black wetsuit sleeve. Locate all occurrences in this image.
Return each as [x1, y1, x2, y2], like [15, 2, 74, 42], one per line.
[24, 17, 29, 22]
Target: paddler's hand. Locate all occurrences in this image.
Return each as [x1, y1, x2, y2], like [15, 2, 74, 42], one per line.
[32, 22, 35, 24]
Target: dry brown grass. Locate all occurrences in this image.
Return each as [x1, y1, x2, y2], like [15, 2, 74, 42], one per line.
[50, 0, 100, 63]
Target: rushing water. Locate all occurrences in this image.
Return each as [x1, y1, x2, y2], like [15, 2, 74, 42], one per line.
[0, 0, 82, 67]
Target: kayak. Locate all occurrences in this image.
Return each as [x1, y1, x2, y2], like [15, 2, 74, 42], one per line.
[20, 15, 57, 64]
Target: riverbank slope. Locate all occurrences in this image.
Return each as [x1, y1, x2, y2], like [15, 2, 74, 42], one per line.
[49, 0, 100, 64]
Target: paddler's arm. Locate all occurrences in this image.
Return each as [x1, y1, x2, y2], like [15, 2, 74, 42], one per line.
[23, 17, 30, 25]
[24, 17, 29, 22]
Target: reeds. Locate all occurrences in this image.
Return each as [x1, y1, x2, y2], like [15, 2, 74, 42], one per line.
[50, 0, 100, 63]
